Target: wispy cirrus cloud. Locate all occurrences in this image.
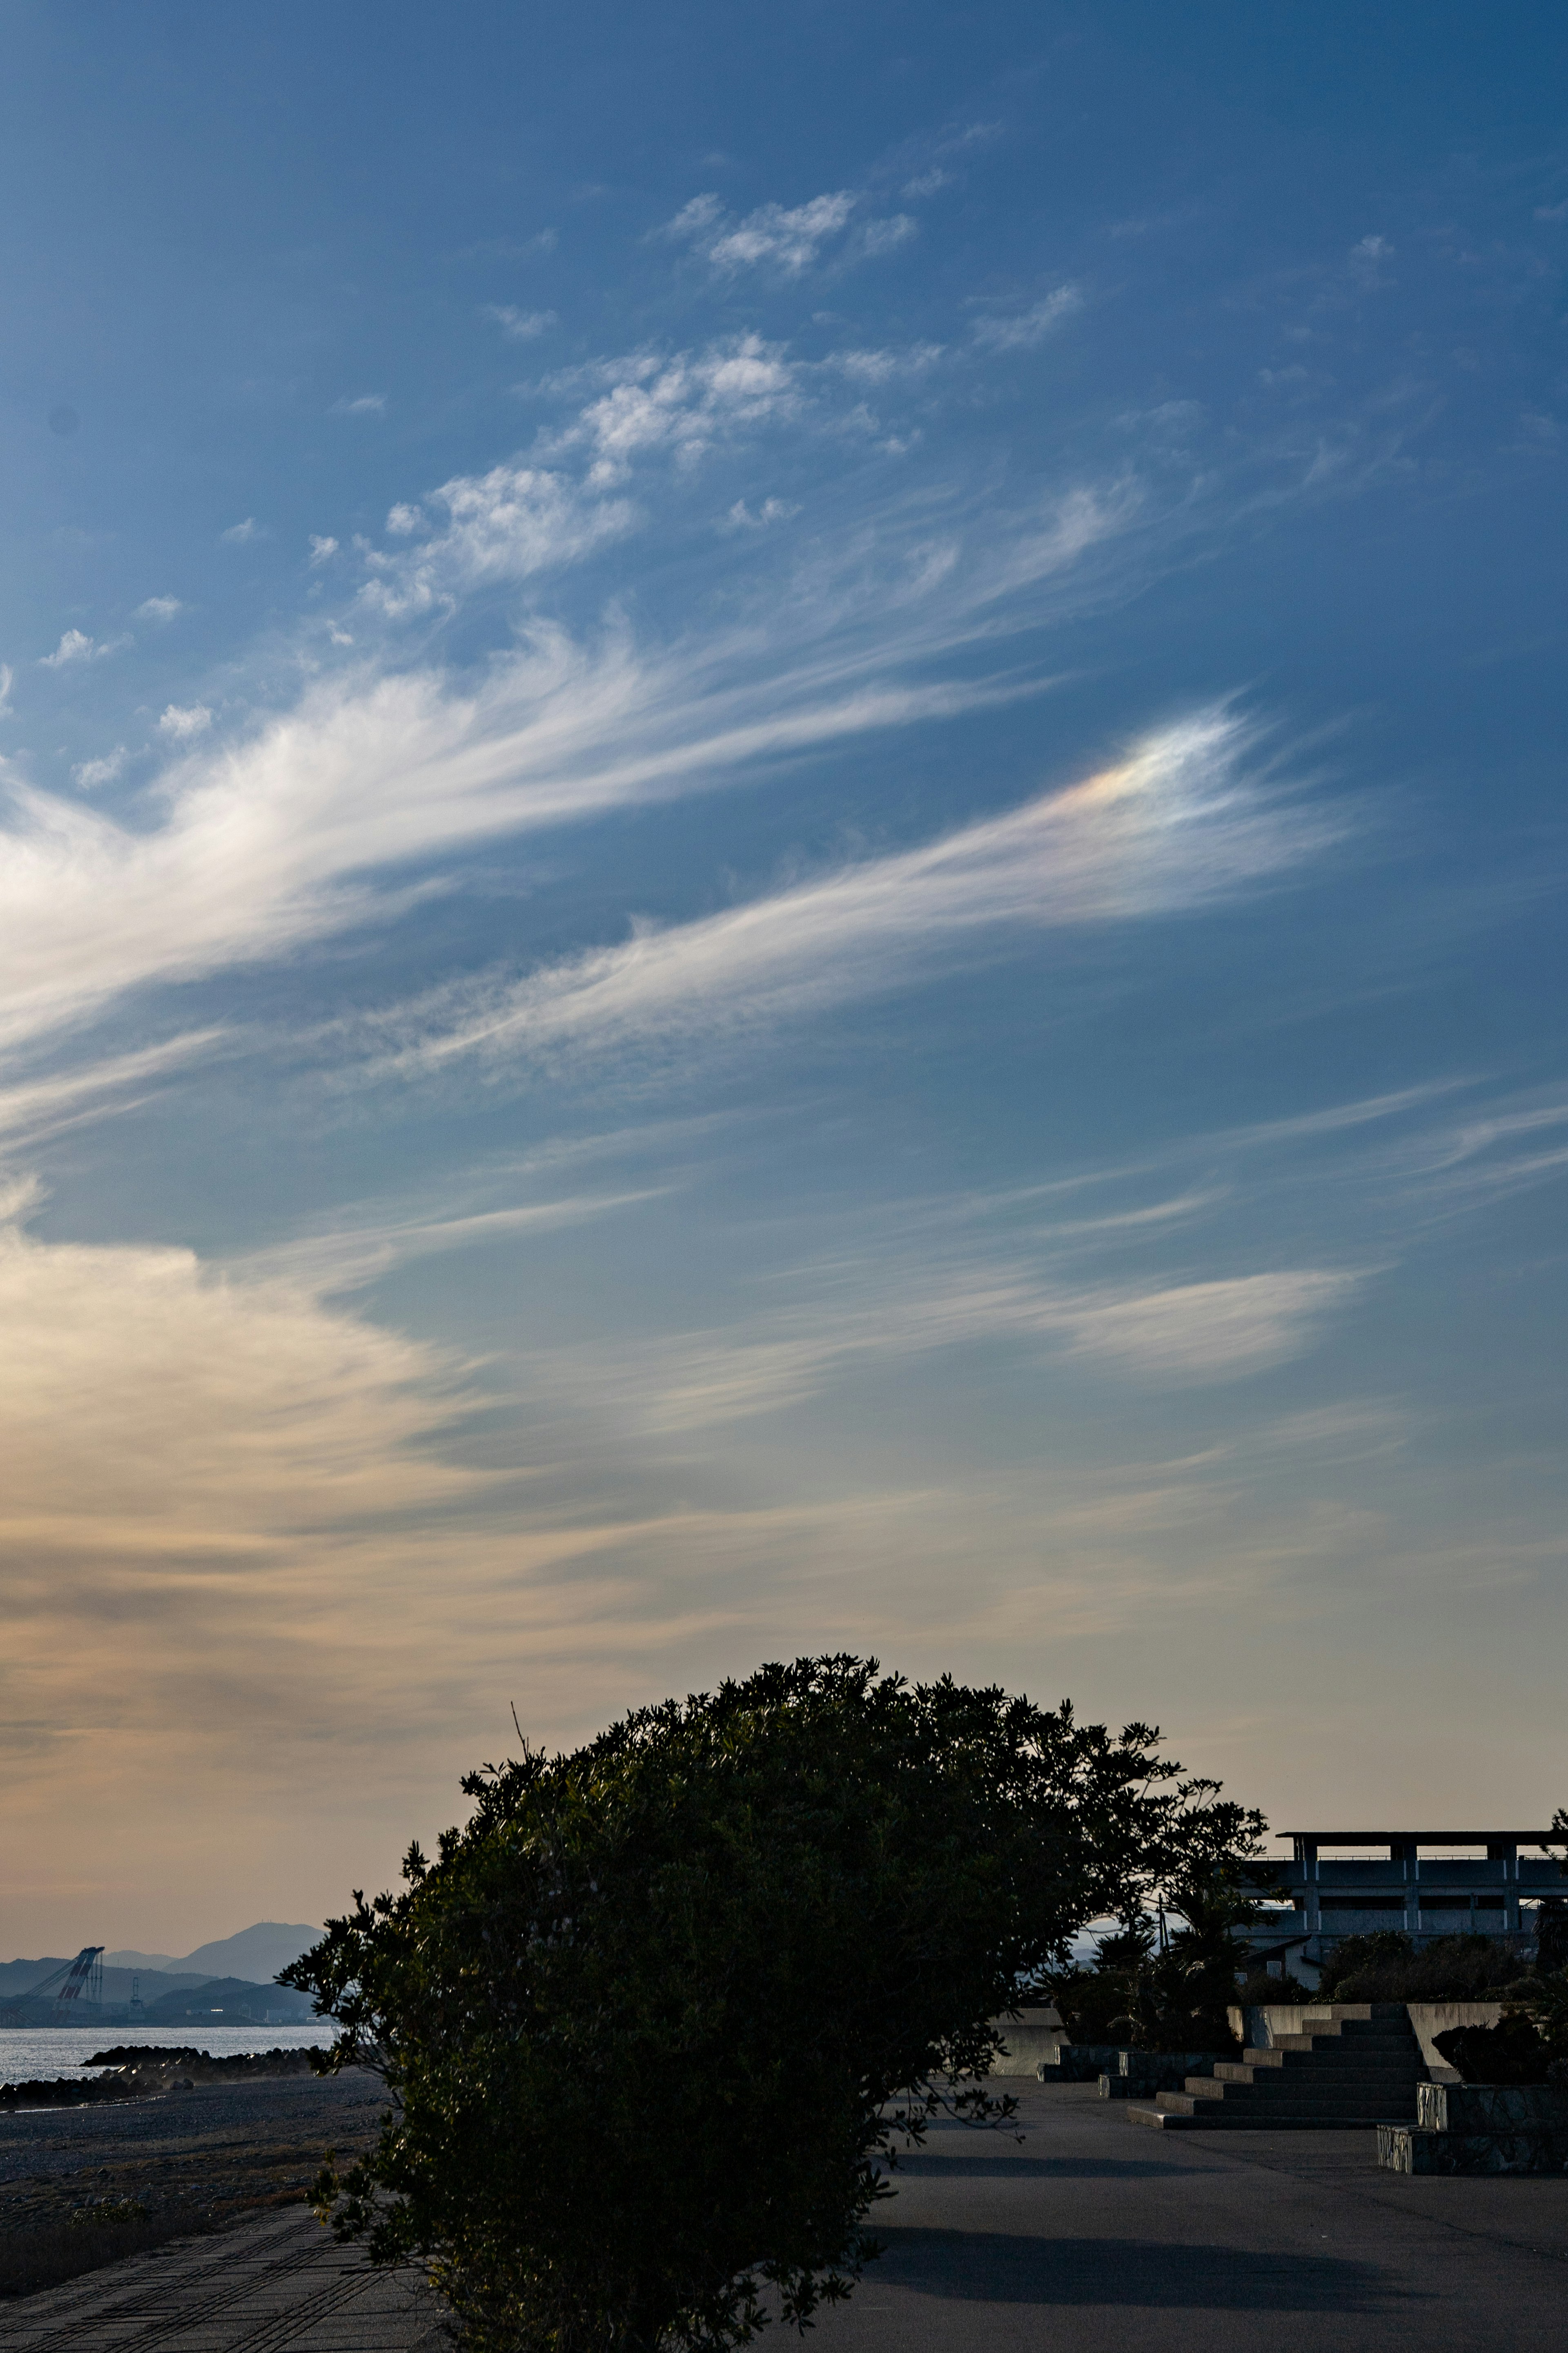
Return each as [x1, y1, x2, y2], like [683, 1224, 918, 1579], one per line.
[481, 304, 558, 340]
[0, 611, 1029, 1059]
[0, 426, 1163, 1064]
[665, 189, 855, 274]
[508, 1252, 1361, 1437]
[364, 711, 1339, 1084]
[0, 1031, 227, 1148]
[969, 287, 1082, 350]
[662, 188, 914, 278]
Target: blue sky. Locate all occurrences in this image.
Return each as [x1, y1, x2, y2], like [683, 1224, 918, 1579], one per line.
[2, 2, 1565, 1950]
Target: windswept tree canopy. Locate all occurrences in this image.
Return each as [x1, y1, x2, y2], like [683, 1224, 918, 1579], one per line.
[284, 1656, 1246, 2353]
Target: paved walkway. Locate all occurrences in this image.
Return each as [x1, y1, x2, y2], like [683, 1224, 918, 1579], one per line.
[6, 2081, 1566, 2351]
[0, 2206, 439, 2353]
[813, 2082, 1568, 2351]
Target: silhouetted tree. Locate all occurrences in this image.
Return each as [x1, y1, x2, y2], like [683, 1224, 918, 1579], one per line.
[285, 1657, 1193, 2353]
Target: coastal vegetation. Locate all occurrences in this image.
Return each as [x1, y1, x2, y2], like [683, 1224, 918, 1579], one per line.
[287, 1655, 1259, 2353]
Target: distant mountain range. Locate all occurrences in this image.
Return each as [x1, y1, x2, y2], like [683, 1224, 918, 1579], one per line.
[103, 1923, 322, 1981]
[136, 1974, 317, 2024]
[2, 1923, 321, 2001]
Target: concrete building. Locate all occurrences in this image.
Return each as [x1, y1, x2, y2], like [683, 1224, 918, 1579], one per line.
[1239, 1830, 1564, 1983]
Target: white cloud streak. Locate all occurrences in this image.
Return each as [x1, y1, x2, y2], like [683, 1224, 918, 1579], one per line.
[666, 190, 855, 274]
[72, 746, 127, 789]
[0, 1031, 227, 1146]
[662, 189, 912, 278]
[0, 329, 1299, 1077]
[232, 1186, 664, 1297]
[370, 711, 1338, 1081]
[516, 1260, 1361, 1436]
[969, 288, 1082, 350]
[0, 594, 1042, 1057]
[481, 305, 558, 340]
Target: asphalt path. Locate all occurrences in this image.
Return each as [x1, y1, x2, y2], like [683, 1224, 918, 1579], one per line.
[811, 2081, 1568, 2352]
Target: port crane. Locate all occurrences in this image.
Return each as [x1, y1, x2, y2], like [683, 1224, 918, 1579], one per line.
[0, 1945, 104, 2022]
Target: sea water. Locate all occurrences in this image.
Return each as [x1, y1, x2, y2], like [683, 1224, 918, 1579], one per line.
[0, 2021, 330, 2084]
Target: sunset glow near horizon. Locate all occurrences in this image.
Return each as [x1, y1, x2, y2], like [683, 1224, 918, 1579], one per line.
[2, 4, 1565, 1956]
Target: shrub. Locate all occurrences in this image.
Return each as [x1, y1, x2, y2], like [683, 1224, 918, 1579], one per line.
[286, 1657, 1199, 2353]
[1317, 1932, 1531, 2005]
[1233, 1968, 1314, 2006]
[1433, 2017, 1549, 2085]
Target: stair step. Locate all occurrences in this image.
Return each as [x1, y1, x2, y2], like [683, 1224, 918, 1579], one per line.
[1298, 2005, 1410, 2021]
[1241, 2042, 1429, 2061]
[1241, 2048, 1421, 2068]
[1127, 2001, 1425, 2132]
[1130, 2103, 1399, 2130]
[1213, 2070, 1420, 2089]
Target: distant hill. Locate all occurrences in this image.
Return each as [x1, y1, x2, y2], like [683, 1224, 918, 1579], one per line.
[7, 1924, 322, 2001]
[104, 1923, 321, 1981]
[176, 1924, 320, 1981]
[140, 1974, 316, 2025]
[0, 1957, 210, 2003]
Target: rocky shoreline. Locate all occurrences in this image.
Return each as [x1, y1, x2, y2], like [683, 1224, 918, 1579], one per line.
[0, 2045, 330, 2112]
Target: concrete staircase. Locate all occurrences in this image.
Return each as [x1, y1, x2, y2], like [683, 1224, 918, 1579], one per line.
[1128, 2004, 1426, 2130]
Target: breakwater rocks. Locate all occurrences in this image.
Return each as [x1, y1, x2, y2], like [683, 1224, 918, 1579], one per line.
[0, 2047, 330, 2111]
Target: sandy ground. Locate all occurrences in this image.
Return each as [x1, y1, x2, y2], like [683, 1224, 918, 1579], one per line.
[0, 2072, 385, 2292]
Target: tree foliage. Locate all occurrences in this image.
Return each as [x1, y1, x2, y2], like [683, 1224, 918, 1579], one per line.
[1316, 1930, 1533, 2005]
[1049, 1785, 1272, 2053]
[283, 1657, 1213, 2353]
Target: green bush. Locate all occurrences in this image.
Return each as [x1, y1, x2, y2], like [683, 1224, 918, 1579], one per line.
[286, 1657, 1200, 2353]
[1317, 1931, 1534, 2004]
[1233, 1968, 1314, 2006]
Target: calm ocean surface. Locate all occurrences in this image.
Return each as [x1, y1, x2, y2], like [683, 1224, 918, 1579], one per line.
[0, 2022, 330, 2084]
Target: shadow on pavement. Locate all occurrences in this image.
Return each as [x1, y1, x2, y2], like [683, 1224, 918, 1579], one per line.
[871, 2229, 1408, 2311]
[893, 2154, 1170, 2178]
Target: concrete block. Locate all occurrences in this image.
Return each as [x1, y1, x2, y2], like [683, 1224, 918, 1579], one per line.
[1379, 2121, 1568, 2176]
[1036, 2042, 1124, 2083]
[990, 2009, 1068, 2076]
[1417, 2082, 1568, 2133]
[1097, 2055, 1219, 2099]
